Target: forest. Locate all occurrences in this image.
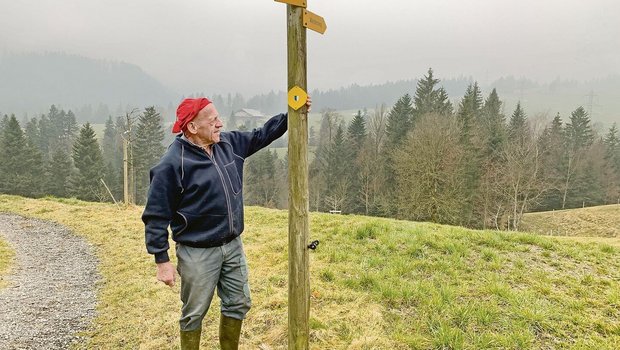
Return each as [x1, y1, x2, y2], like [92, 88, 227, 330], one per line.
[1, 69, 618, 230]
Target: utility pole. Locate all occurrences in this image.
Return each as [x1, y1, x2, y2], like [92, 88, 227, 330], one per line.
[585, 90, 599, 119]
[274, 1, 326, 349]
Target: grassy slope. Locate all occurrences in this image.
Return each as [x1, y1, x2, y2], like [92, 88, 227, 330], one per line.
[0, 195, 619, 349]
[521, 204, 620, 238]
[0, 235, 15, 289]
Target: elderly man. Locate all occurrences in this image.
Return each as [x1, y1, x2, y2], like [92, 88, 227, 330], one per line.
[142, 96, 310, 349]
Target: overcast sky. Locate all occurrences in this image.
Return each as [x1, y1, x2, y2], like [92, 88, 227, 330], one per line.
[1, 0, 618, 96]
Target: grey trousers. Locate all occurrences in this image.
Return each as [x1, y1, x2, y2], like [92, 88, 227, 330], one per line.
[175, 236, 252, 331]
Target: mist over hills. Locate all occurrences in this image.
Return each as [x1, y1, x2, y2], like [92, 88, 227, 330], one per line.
[0, 52, 176, 121]
[0, 52, 618, 127]
[306, 75, 620, 127]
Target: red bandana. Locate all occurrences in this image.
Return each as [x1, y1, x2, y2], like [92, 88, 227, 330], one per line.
[172, 97, 212, 133]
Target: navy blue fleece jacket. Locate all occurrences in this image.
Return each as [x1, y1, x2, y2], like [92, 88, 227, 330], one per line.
[142, 113, 288, 263]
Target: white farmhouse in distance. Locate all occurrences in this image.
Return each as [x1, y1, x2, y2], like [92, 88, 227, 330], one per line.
[231, 108, 267, 129]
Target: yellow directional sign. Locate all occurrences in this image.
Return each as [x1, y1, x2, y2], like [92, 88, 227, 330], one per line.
[303, 10, 327, 34]
[274, 0, 307, 8]
[288, 86, 308, 111]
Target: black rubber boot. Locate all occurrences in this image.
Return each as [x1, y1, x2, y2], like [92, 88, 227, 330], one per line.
[180, 327, 201, 350]
[219, 315, 243, 350]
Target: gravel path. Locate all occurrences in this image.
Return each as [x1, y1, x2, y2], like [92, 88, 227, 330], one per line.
[0, 213, 100, 350]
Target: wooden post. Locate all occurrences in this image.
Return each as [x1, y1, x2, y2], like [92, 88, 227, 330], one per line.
[286, 4, 309, 350]
[123, 138, 130, 204]
[122, 110, 137, 205]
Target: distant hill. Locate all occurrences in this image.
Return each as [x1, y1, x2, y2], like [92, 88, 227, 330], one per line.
[251, 75, 620, 127]
[1, 52, 617, 128]
[0, 52, 177, 122]
[488, 76, 620, 128]
[521, 204, 620, 237]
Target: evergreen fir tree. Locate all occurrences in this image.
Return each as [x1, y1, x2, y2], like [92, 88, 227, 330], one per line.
[455, 82, 484, 225]
[475, 89, 507, 226]
[435, 88, 454, 116]
[45, 147, 73, 197]
[46, 105, 78, 154]
[38, 113, 52, 159]
[323, 124, 351, 211]
[23, 123, 44, 197]
[604, 124, 620, 171]
[133, 107, 165, 204]
[308, 126, 317, 147]
[325, 125, 349, 181]
[24, 117, 40, 147]
[347, 110, 367, 151]
[24, 116, 47, 165]
[457, 82, 483, 142]
[0, 115, 42, 196]
[63, 110, 79, 148]
[100, 116, 122, 202]
[537, 113, 566, 210]
[565, 106, 594, 151]
[71, 123, 105, 201]
[385, 93, 414, 149]
[47, 105, 63, 150]
[413, 68, 440, 118]
[0, 114, 8, 133]
[602, 124, 620, 203]
[381, 94, 415, 215]
[309, 111, 343, 212]
[508, 102, 529, 144]
[102, 116, 117, 165]
[244, 149, 278, 207]
[560, 107, 595, 209]
[480, 88, 506, 159]
[412, 68, 453, 122]
[549, 114, 564, 136]
[346, 110, 368, 212]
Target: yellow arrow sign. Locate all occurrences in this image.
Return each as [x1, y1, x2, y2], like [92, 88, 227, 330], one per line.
[288, 86, 308, 111]
[274, 0, 307, 8]
[303, 10, 327, 34]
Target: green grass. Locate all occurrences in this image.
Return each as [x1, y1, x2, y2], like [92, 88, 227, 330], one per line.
[0, 235, 15, 289]
[1, 195, 620, 349]
[521, 204, 620, 237]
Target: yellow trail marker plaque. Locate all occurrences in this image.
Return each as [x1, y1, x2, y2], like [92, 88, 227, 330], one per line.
[288, 86, 308, 110]
[303, 10, 326, 34]
[274, 0, 307, 8]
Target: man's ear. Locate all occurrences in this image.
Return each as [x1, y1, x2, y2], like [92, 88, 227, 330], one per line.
[186, 122, 197, 134]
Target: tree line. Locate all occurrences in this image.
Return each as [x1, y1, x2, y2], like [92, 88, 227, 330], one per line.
[0, 105, 165, 204]
[1, 68, 619, 230]
[243, 69, 620, 230]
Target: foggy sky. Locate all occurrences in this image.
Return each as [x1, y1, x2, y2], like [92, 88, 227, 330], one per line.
[1, 0, 618, 97]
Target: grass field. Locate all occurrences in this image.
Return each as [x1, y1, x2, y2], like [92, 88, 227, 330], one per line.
[0, 235, 15, 289]
[1, 195, 619, 349]
[521, 204, 620, 237]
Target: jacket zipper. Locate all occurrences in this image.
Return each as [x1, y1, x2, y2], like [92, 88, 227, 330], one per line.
[205, 148, 235, 236]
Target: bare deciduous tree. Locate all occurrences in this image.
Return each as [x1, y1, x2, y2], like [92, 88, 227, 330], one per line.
[498, 119, 549, 230]
[368, 103, 388, 156]
[393, 113, 466, 224]
[357, 141, 383, 215]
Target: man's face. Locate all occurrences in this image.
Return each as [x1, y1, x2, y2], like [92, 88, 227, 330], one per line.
[187, 104, 223, 146]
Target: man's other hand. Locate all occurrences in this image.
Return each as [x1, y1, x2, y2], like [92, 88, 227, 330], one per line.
[156, 261, 176, 287]
[306, 95, 312, 112]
